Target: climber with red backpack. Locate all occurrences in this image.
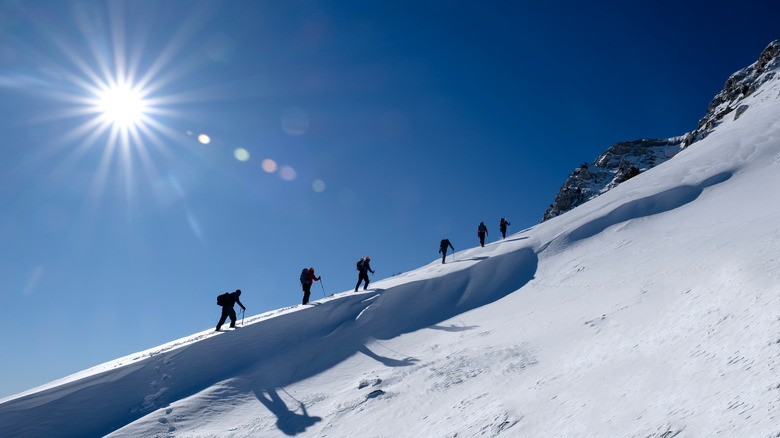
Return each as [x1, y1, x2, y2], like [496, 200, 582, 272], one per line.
[299, 267, 321, 305]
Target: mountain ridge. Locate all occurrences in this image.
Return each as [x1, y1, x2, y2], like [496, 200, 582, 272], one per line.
[542, 39, 780, 222]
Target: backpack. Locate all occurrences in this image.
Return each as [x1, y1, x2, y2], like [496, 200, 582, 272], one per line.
[300, 268, 310, 285]
[356, 259, 363, 271]
[217, 292, 230, 306]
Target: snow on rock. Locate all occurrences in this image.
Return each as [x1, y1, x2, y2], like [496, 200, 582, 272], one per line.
[541, 138, 684, 222]
[692, 39, 780, 138]
[543, 39, 780, 222]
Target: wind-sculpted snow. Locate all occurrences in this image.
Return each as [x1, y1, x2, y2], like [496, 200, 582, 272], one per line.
[0, 246, 537, 438]
[560, 171, 733, 245]
[354, 247, 537, 340]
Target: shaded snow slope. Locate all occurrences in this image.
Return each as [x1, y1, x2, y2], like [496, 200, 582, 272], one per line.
[0, 244, 538, 438]
[2, 58, 780, 438]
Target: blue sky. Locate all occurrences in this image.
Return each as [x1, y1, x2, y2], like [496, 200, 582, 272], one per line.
[0, 0, 777, 398]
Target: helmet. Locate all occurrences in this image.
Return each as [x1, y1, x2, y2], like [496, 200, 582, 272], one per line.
[365, 256, 370, 261]
[309, 267, 314, 272]
[235, 289, 241, 295]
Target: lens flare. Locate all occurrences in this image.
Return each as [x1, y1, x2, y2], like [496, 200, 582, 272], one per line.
[20, 1, 235, 242]
[279, 166, 297, 181]
[261, 158, 277, 173]
[234, 148, 249, 161]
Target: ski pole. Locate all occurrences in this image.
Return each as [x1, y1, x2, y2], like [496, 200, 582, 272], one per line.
[241, 308, 245, 326]
[320, 278, 326, 298]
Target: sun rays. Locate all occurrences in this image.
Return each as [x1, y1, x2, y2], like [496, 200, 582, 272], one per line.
[0, 0, 225, 247]
[10, 1, 324, 243]
[25, 2, 202, 206]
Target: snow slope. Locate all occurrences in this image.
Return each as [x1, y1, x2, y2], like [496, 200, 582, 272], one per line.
[2, 63, 780, 438]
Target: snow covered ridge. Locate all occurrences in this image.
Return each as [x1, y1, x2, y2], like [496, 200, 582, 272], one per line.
[690, 39, 780, 143]
[542, 39, 780, 222]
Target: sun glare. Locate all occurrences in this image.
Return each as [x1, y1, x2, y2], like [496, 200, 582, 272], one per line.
[97, 84, 146, 128]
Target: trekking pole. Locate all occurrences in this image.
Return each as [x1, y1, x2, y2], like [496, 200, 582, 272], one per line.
[320, 279, 326, 298]
[241, 308, 245, 326]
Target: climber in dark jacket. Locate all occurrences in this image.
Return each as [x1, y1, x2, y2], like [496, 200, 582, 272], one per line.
[355, 257, 375, 291]
[478, 221, 488, 247]
[499, 218, 511, 239]
[439, 239, 455, 264]
[216, 289, 245, 331]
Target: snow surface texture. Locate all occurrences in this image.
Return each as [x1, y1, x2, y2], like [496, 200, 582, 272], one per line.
[2, 51, 780, 438]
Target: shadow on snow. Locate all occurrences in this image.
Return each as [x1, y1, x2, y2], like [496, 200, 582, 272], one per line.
[561, 171, 733, 245]
[252, 388, 322, 436]
[0, 247, 538, 437]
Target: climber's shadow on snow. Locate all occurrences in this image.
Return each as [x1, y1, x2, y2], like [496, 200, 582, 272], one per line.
[145, 247, 537, 435]
[0, 247, 538, 438]
[238, 246, 536, 382]
[355, 247, 537, 340]
[455, 256, 488, 263]
[428, 324, 479, 332]
[252, 388, 321, 436]
[564, 171, 733, 244]
[500, 236, 529, 243]
[359, 345, 418, 367]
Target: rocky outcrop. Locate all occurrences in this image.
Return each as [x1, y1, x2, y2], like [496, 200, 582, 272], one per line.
[684, 39, 779, 146]
[542, 40, 780, 222]
[542, 138, 682, 222]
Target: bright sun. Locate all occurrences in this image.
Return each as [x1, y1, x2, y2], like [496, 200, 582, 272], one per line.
[97, 84, 147, 128]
